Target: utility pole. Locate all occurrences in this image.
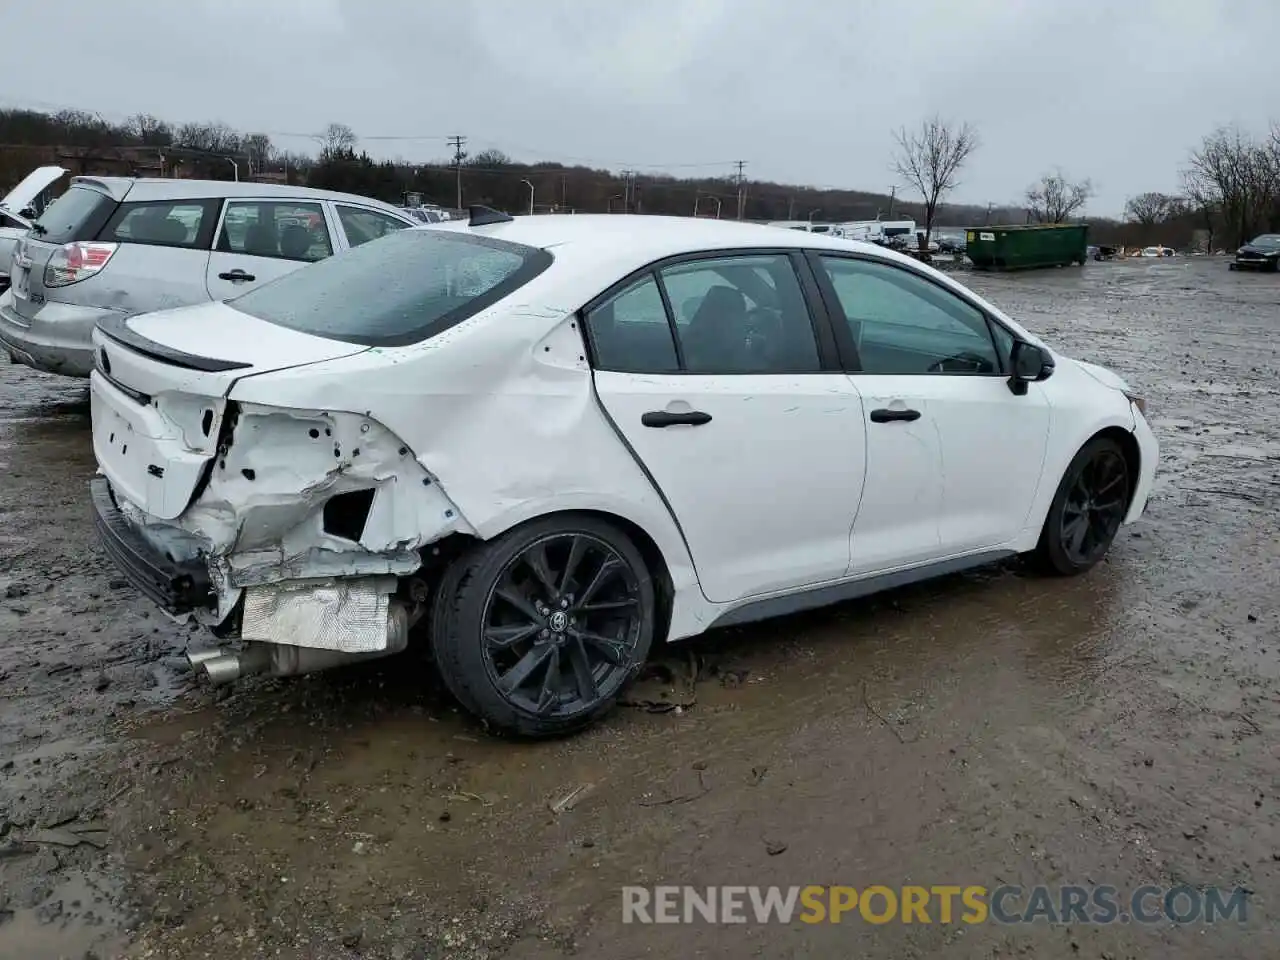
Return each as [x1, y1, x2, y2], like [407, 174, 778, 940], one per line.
[448, 135, 467, 209]
[734, 160, 747, 220]
[887, 185, 897, 219]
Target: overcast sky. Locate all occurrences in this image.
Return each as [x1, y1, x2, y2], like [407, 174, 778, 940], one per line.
[3, 0, 1277, 216]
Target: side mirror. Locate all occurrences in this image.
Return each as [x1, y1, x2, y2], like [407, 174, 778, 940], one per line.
[1008, 341, 1054, 395]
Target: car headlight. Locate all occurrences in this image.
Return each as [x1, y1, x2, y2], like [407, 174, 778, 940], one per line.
[1124, 391, 1147, 416]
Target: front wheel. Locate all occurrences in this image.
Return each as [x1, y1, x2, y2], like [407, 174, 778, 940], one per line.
[1031, 436, 1131, 576]
[430, 515, 656, 737]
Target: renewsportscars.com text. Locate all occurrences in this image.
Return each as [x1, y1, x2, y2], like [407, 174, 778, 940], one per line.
[622, 884, 1249, 925]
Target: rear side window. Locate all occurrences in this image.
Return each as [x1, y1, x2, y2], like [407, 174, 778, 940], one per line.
[31, 186, 118, 245]
[100, 199, 219, 250]
[336, 205, 412, 248]
[230, 228, 552, 347]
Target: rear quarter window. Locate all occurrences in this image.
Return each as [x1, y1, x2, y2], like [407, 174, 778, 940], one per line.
[229, 228, 552, 347]
[30, 186, 118, 245]
[100, 199, 220, 250]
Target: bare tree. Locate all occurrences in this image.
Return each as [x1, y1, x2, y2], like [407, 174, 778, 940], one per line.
[125, 113, 172, 146]
[1025, 170, 1093, 223]
[1184, 125, 1279, 248]
[890, 116, 979, 243]
[241, 133, 274, 175]
[173, 121, 241, 154]
[320, 122, 357, 160]
[1123, 192, 1182, 225]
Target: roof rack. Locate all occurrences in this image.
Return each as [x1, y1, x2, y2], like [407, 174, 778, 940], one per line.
[469, 205, 513, 226]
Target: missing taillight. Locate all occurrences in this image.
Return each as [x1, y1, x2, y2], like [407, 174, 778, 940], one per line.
[322, 489, 377, 543]
[43, 241, 119, 288]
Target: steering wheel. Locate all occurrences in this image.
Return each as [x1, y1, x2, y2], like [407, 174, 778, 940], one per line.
[926, 351, 995, 374]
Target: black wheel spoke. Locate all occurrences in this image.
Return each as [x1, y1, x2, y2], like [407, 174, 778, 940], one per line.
[559, 535, 587, 595]
[574, 629, 629, 666]
[578, 597, 638, 614]
[499, 644, 553, 695]
[1066, 515, 1089, 555]
[495, 585, 543, 625]
[567, 636, 600, 702]
[1093, 494, 1125, 511]
[579, 558, 621, 606]
[485, 622, 541, 650]
[524, 543, 559, 598]
[535, 646, 562, 714]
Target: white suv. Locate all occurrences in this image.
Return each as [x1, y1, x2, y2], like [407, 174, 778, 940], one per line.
[0, 177, 418, 377]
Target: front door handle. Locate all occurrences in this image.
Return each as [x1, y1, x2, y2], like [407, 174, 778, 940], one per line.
[218, 269, 256, 282]
[641, 410, 713, 428]
[869, 408, 921, 423]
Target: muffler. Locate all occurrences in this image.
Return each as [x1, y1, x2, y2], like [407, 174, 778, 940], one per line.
[194, 600, 413, 687]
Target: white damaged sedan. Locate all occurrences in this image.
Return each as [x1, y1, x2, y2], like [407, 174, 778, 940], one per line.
[89, 211, 1157, 736]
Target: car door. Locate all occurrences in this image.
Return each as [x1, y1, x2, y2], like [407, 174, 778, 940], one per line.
[809, 252, 1051, 574]
[587, 251, 866, 604]
[333, 204, 416, 250]
[205, 198, 335, 300]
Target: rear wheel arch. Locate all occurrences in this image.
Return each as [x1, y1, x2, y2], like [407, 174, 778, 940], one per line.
[424, 508, 676, 643]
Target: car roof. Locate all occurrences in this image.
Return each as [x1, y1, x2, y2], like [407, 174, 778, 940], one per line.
[68, 176, 406, 214]
[432, 213, 903, 265]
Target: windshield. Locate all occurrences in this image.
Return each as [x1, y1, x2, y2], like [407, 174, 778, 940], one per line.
[1249, 235, 1280, 248]
[230, 228, 552, 347]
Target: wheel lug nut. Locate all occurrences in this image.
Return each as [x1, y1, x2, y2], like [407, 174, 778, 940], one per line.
[560, 598, 569, 609]
[540, 628, 550, 639]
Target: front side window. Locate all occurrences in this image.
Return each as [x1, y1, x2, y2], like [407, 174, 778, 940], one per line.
[231, 228, 550, 347]
[101, 200, 216, 250]
[217, 200, 333, 262]
[336, 205, 412, 248]
[817, 256, 1001, 375]
[658, 254, 821, 374]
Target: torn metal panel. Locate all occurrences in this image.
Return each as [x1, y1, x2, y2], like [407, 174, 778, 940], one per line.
[241, 577, 397, 653]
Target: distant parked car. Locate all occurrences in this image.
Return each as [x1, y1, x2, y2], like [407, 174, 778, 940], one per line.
[0, 166, 67, 291]
[1228, 234, 1280, 272]
[0, 177, 419, 377]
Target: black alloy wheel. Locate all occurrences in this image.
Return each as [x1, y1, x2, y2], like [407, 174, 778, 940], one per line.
[1033, 436, 1131, 576]
[430, 515, 655, 737]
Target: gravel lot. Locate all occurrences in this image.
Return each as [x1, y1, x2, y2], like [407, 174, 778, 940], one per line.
[1, 256, 1279, 959]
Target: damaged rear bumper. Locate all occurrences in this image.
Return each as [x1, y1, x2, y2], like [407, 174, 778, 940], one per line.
[90, 477, 214, 614]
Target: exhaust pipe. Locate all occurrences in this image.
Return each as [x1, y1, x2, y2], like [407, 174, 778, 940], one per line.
[198, 601, 413, 687]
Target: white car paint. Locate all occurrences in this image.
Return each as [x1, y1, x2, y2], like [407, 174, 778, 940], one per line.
[88, 214, 1158, 701]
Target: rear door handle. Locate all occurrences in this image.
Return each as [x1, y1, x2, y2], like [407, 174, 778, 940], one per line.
[218, 269, 256, 282]
[869, 408, 921, 423]
[641, 410, 713, 428]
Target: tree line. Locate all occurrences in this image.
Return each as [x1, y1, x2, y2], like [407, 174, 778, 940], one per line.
[1, 107, 1276, 250]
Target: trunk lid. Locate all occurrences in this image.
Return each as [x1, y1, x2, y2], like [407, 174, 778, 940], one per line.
[92, 300, 370, 519]
[0, 165, 67, 216]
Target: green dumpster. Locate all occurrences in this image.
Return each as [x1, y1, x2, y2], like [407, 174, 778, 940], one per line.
[964, 224, 1089, 271]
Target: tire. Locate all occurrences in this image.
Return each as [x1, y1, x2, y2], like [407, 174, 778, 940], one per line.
[430, 514, 656, 737]
[1030, 436, 1131, 576]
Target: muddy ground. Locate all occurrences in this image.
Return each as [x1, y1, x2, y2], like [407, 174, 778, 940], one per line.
[1, 256, 1278, 959]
